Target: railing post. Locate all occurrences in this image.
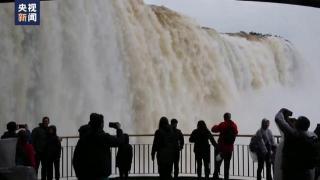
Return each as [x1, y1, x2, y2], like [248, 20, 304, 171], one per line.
[66, 137, 69, 180]
[71, 146, 73, 177]
[61, 146, 64, 178]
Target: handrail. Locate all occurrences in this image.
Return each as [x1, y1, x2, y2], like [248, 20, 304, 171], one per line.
[60, 134, 280, 179]
[57, 134, 277, 179]
[60, 134, 282, 138]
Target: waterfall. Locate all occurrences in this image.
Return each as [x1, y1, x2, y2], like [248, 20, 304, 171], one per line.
[0, 0, 303, 135]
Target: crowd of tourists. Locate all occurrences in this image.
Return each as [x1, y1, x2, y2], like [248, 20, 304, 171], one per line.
[1, 117, 61, 180]
[1, 108, 319, 180]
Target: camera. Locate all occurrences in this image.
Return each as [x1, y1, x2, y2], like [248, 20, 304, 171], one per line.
[109, 122, 120, 129]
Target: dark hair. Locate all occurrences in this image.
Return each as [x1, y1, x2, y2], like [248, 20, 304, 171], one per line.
[197, 120, 207, 131]
[89, 113, 96, 123]
[89, 113, 104, 130]
[49, 125, 57, 135]
[159, 116, 169, 129]
[296, 116, 310, 131]
[42, 116, 50, 123]
[224, 112, 231, 120]
[6, 121, 17, 132]
[171, 119, 178, 125]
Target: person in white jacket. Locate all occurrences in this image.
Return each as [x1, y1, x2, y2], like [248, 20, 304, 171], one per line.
[255, 119, 276, 180]
[273, 109, 295, 180]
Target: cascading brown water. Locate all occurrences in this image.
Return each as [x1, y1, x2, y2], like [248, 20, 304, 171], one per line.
[0, 0, 302, 135]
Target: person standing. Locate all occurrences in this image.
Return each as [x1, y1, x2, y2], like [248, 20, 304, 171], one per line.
[275, 109, 318, 180]
[46, 125, 61, 180]
[314, 124, 320, 180]
[171, 119, 184, 180]
[32, 116, 50, 180]
[72, 113, 123, 180]
[212, 112, 238, 180]
[189, 120, 217, 180]
[254, 119, 276, 180]
[273, 108, 294, 180]
[116, 134, 133, 180]
[1, 121, 18, 139]
[151, 116, 175, 180]
[16, 129, 36, 169]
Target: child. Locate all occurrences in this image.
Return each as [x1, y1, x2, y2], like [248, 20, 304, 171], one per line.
[116, 134, 133, 180]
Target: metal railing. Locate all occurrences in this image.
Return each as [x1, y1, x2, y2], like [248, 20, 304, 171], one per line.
[56, 134, 281, 179]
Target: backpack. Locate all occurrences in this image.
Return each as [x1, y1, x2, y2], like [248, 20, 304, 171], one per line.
[249, 135, 259, 152]
[223, 124, 236, 144]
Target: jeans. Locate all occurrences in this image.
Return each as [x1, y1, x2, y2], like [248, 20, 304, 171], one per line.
[47, 158, 60, 180]
[173, 150, 181, 179]
[195, 149, 211, 179]
[213, 150, 232, 180]
[257, 153, 272, 180]
[35, 152, 48, 180]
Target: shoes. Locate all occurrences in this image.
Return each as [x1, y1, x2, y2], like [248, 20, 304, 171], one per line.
[212, 175, 219, 180]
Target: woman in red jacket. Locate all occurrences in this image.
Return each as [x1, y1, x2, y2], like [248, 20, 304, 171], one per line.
[16, 129, 36, 169]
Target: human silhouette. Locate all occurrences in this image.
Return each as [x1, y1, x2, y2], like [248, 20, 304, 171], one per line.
[273, 109, 294, 180]
[32, 116, 50, 179]
[78, 124, 91, 139]
[46, 125, 61, 180]
[151, 116, 175, 180]
[1, 121, 18, 139]
[275, 109, 318, 180]
[16, 129, 36, 169]
[314, 124, 320, 180]
[212, 112, 238, 180]
[171, 118, 184, 179]
[116, 134, 133, 180]
[73, 113, 123, 180]
[190, 120, 217, 180]
[254, 119, 275, 180]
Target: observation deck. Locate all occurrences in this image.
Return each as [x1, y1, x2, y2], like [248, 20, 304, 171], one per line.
[57, 134, 280, 180]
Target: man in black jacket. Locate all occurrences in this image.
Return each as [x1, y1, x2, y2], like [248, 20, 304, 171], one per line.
[151, 117, 176, 180]
[171, 119, 184, 179]
[47, 125, 61, 180]
[32, 116, 50, 179]
[73, 113, 123, 180]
